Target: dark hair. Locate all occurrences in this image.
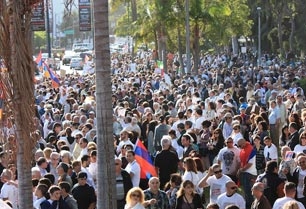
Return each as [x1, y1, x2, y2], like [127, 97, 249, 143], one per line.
[32, 178, 39, 187]
[81, 154, 90, 163]
[37, 184, 49, 198]
[193, 157, 205, 173]
[169, 173, 182, 186]
[48, 185, 61, 195]
[206, 203, 220, 209]
[184, 157, 197, 173]
[177, 123, 185, 130]
[126, 150, 135, 156]
[39, 177, 52, 188]
[265, 160, 278, 173]
[225, 205, 239, 209]
[258, 121, 268, 131]
[58, 181, 71, 193]
[43, 173, 55, 185]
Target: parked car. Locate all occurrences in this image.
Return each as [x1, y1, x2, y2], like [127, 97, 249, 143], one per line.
[70, 57, 83, 70]
[62, 55, 73, 65]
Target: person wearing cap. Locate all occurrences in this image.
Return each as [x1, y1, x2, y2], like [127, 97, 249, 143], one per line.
[198, 163, 231, 204]
[154, 135, 179, 189]
[72, 171, 96, 209]
[251, 182, 271, 209]
[216, 180, 245, 209]
[272, 182, 305, 209]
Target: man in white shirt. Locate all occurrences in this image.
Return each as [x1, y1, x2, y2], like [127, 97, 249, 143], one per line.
[125, 150, 140, 187]
[263, 136, 278, 162]
[116, 130, 134, 154]
[198, 164, 231, 204]
[217, 180, 246, 209]
[273, 182, 305, 209]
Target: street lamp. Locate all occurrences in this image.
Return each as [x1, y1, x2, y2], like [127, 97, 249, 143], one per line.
[257, 7, 261, 67]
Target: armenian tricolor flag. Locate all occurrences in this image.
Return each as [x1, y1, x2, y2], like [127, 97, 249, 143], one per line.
[42, 62, 60, 88]
[134, 139, 157, 179]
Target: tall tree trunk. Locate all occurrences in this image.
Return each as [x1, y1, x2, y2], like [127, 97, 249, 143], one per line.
[94, 0, 116, 208]
[8, 1, 36, 209]
[177, 26, 185, 75]
[192, 21, 200, 75]
[289, 15, 295, 51]
[277, 14, 284, 56]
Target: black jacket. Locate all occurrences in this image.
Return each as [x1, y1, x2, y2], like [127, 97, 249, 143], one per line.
[175, 194, 204, 209]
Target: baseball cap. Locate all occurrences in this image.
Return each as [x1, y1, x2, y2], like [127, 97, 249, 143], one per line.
[77, 171, 87, 179]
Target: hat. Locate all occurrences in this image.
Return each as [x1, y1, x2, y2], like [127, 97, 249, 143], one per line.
[44, 104, 53, 111]
[77, 171, 87, 179]
[58, 162, 69, 173]
[239, 104, 247, 110]
[224, 113, 232, 118]
[89, 111, 95, 115]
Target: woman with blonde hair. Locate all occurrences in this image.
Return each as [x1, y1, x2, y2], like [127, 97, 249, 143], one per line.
[125, 187, 145, 209]
[283, 200, 300, 209]
[175, 180, 204, 209]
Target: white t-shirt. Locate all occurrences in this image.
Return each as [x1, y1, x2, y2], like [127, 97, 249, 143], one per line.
[272, 197, 305, 209]
[206, 174, 232, 203]
[217, 192, 246, 209]
[182, 171, 200, 189]
[1, 182, 18, 209]
[294, 144, 306, 154]
[125, 160, 141, 187]
[217, 147, 240, 175]
[297, 169, 306, 198]
[195, 116, 205, 130]
[264, 144, 278, 161]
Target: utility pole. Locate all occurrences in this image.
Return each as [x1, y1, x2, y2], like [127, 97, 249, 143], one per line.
[257, 7, 261, 67]
[46, 0, 52, 58]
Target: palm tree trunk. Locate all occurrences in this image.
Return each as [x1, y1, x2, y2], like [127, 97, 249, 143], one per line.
[94, 0, 117, 208]
[9, 1, 36, 209]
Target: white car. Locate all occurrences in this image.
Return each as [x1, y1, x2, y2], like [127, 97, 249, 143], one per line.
[70, 57, 83, 70]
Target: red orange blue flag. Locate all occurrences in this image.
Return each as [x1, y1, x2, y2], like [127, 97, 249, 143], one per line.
[42, 62, 60, 88]
[134, 139, 157, 179]
[35, 51, 43, 67]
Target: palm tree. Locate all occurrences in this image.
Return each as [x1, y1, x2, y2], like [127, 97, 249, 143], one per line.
[0, 0, 38, 208]
[93, 0, 117, 208]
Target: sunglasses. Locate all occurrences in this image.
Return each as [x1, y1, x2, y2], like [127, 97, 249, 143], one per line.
[230, 186, 237, 190]
[214, 170, 222, 174]
[131, 193, 140, 198]
[226, 141, 233, 144]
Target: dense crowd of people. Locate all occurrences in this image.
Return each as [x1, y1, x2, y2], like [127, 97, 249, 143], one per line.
[0, 51, 305, 209]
